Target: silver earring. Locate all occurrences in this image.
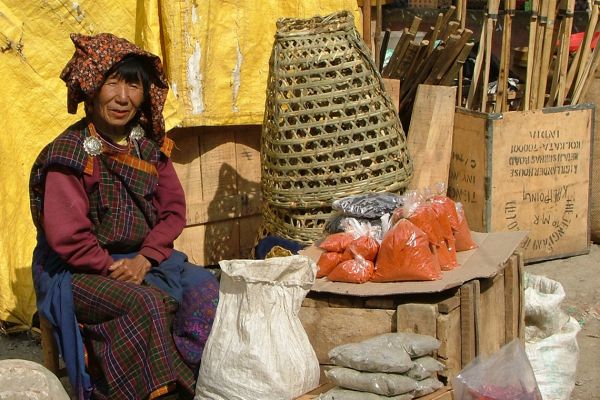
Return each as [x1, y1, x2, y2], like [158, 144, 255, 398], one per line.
[130, 125, 145, 141]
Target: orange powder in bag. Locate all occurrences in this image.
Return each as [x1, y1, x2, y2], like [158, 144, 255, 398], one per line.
[454, 203, 478, 251]
[372, 219, 442, 282]
[343, 235, 380, 261]
[319, 232, 355, 253]
[408, 204, 444, 245]
[317, 252, 346, 278]
[327, 258, 374, 283]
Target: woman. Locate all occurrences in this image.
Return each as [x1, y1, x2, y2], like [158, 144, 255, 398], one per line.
[29, 33, 218, 400]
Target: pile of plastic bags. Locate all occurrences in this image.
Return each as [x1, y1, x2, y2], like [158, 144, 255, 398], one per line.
[317, 185, 478, 283]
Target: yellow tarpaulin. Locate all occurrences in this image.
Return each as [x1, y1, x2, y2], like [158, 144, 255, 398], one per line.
[0, 0, 361, 327]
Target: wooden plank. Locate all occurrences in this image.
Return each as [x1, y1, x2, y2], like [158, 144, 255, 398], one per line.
[447, 109, 488, 231]
[504, 254, 520, 341]
[383, 78, 401, 112]
[396, 303, 438, 338]
[472, 279, 482, 356]
[175, 220, 241, 266]
[478, 273, 506, 357]
[299, 307, 396, 364]
[437, 293, 461, 314]
[437, 307, 462, 380]
[460, 281, 476, 366]
[406, 85, 457, 192]
[517, 252, 526, 340]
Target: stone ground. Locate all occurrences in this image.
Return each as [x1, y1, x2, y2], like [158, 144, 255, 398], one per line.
[1, 245, 599, 399]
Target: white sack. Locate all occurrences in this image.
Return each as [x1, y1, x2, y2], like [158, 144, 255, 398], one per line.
[195, 255, 319, 400]
[524, 273, 580, 400]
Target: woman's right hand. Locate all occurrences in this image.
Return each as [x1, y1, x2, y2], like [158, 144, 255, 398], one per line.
[108, 255, 152, 284]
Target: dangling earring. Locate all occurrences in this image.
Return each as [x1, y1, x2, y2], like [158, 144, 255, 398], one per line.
[130, 125, 145, 141]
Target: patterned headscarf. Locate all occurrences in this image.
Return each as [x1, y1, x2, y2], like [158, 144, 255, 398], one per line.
[60, 33, 169, 144]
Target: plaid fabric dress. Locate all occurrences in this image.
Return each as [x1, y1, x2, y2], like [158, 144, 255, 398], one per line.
[30, 121, 218, 400]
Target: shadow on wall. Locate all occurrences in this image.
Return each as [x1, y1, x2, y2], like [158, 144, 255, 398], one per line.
[170, 126, 263, 267]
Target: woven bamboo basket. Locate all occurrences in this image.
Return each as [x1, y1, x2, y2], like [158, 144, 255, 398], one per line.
[259, 11, 413, 244]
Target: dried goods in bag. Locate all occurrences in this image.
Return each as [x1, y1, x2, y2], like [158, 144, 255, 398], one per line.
[332, 192, 404, 219]
[319, 232, 355, 253]
[343, 235, 380, 261]
[195, 256, 319, 399]
[317, 388, 414, 400]
[317, 251, 347, 278]
[454, 202, 478, 251]
[405, 356, 446, 380]
[372, 219, 441, 282]
[325, 366, 418, 396]
[327, 258, 374, 283]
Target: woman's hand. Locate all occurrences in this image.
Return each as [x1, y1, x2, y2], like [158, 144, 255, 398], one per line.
[108, 254, 152, 284]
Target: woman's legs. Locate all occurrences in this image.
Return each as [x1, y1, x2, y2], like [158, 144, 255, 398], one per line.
[71, 274, 195, 400]
[172, 264, 219, 368]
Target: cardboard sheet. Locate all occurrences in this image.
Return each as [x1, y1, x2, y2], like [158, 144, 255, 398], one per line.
[299, 231, 527, 296]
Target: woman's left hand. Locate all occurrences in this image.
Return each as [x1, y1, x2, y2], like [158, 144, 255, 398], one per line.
[108, 254, 152, 284]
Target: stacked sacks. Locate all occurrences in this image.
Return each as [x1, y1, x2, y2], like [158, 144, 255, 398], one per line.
[319, 333, 445, 399]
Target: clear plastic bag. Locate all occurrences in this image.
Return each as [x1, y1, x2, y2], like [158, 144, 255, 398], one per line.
[452, 339, 543, 400]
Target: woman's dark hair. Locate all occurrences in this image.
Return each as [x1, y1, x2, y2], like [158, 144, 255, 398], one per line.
[103, 54, 157, 132]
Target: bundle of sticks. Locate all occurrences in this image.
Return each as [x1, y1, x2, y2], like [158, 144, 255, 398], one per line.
[381, 6, 473, 119]
[524, 0, 600, 109]
[467, 0, 600, 111]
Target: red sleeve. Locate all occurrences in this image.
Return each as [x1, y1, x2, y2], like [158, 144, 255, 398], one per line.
[42, 166, 113, 275]
[138, 158, 186, 263]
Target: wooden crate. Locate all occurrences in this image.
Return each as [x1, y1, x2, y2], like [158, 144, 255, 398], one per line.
[170, 125, 262, 266]
[299, 252, 525, 383]
[448, 106, 593, 262]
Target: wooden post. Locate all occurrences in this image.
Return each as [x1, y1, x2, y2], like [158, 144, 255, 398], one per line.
[536, 0, 558, 108]
[375, 0, 383, 70]
[362, 0, 372, 50]
[481, 0, 501, 112]
[524, 0, 540, 110]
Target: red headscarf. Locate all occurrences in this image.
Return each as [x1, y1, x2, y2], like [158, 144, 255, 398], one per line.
[60, 33, 169, 144]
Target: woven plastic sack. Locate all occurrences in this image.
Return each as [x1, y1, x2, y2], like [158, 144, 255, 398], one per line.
[524, 273, 580, 400]
[195, 255, 319, 400]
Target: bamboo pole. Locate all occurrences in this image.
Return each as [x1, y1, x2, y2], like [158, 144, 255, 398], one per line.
[363, 0, 372, 50]
[566, 2, 600, 100]
[553, 0, 575, 106]
[496, 0, 515, 112]
[375, 0, 383, 71]
[458, 0, 468, 106]
[530, 0, 548, 109]
[524, 0, 540, 110]
[482, 0, 501, 112]
[572, 17, 600, 102]
[441, 42, 475, 86]
[466, 23, 487, 109]
[536, 0, 558, 108]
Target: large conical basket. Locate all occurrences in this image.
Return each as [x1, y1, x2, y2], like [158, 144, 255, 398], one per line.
[260, 11, 413, 244]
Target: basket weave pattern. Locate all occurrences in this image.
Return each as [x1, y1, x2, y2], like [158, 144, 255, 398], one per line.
[260, 11, 412, 244]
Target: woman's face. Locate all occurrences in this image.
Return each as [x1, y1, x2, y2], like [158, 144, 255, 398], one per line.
[91, 74, 144, 135]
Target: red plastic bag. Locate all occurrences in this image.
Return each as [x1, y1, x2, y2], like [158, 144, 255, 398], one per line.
[328, 258, 374, 283]
[319, 232, 354, 253]
[372, 219, 441, 282]
[317, 251, 348, 278]
[343, 235, 380, 261]
[454, 202, 478, 251]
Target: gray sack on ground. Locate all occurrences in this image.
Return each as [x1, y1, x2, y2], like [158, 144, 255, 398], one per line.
[325, 366, 418, 396]
[412, 377, 444, 397]
[405, 356, 446, 380]
[317, 387, 414, 400]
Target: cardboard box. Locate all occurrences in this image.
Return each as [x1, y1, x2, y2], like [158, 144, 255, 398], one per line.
[170, 126, 262, 265]
[448, 105, 593, 262]
[299, 231, 526, 381]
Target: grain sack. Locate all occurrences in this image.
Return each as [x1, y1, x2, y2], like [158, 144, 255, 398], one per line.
[195, 255, 319, 399]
